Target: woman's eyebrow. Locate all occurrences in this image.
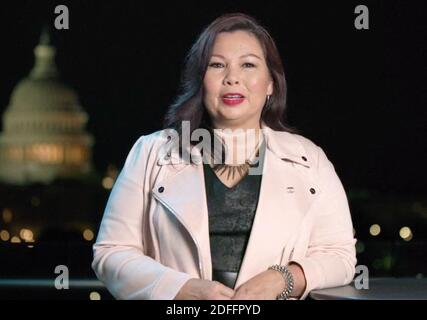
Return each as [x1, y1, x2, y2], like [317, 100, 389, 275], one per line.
[240, 53, 262, 60]
[211, 53, 262, 60]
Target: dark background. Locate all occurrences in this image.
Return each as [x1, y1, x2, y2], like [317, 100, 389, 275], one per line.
[1, 0, 425, 194]
[0, 0, 426, 299]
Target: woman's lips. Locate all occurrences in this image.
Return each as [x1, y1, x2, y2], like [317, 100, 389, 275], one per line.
[221, 97, 245, 106]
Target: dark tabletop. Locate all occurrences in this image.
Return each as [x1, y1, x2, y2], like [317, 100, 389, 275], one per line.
[309, 278, 427, 300]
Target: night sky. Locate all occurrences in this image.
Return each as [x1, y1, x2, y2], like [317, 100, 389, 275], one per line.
[0, 0, 426, 195]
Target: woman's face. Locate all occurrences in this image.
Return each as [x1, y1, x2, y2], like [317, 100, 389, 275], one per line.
[203, 30, 273, 130]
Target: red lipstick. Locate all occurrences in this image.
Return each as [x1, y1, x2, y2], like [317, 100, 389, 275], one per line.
[221, 93, 245, 106]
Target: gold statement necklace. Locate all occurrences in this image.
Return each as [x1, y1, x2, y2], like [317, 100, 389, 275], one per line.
[211, 146, 261, 179]
[209, 129, 264, 180]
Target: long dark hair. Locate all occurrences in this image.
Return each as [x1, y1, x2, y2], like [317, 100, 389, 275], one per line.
[163, 13, 298, 156]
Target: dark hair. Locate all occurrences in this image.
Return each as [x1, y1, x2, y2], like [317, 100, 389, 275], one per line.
[163, 13, 298, 149]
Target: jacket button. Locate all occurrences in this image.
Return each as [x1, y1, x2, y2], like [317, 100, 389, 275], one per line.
[158, 186, 164, 193]
[310, 188, 316, 194]
[302, 156, 307, 161]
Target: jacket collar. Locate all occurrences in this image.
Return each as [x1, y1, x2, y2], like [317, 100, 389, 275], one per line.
[259, 123, 311, 168]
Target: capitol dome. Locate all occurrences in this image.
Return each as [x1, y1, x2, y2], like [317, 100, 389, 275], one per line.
[0, 29, 94, 185]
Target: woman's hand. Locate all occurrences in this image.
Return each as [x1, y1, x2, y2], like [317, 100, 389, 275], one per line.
[231, 269, 285, 300]
[174, 279, 235, 300]
[231, 263, 307, 300]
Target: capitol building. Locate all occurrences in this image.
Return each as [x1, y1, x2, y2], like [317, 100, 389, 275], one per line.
[0, 30, 93, 185]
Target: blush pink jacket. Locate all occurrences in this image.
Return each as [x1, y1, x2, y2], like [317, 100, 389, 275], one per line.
[92, 123, 357, 300]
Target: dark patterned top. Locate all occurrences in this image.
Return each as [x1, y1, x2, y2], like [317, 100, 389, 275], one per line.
[202, 141, 265, 285]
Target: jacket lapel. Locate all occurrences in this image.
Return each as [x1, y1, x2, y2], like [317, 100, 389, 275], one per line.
[234, 147, 315, 288]
[152, 162, 212, 279]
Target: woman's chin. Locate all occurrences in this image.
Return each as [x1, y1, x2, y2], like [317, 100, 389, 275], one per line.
[218, 105, 246, 117]
[217, 113, 245, 123]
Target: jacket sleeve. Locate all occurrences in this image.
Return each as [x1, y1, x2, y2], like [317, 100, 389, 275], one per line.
[290, 145, 357, 299]
[91, 136, 192, 300]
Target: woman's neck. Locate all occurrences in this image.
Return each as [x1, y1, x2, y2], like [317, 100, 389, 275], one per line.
[212, 127, 264, 165]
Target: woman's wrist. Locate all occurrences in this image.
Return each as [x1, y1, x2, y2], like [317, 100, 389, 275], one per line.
[286, 262, 307, 298]
[268, 264, 295, 300]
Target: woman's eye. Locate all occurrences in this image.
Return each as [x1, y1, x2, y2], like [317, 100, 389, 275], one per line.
[209, 62, 224, 68]
[242, 62, 255, 68]
[208, 62, 255, 68]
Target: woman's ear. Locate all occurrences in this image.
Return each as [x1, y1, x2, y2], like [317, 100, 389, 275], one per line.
[267, 80, 274, 96]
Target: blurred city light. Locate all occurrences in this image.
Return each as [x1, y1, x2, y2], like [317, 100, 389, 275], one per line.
[369, 224, 381, 236]
[89, 291, 101, 300]
[83, 229, 94, 241]
[0, 230, 10, 241]
[399, 226, 413, 241]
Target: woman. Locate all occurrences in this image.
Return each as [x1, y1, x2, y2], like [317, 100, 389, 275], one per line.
[92, 13, 356, 300]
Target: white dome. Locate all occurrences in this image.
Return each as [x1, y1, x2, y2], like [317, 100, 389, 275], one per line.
[10, 78, 81, 112]
[0, 29, 94, 185]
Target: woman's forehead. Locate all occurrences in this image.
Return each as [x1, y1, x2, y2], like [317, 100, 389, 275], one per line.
[212, 31, 265, 58]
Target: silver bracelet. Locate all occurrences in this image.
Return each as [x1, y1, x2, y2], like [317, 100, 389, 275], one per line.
[268, 264, 295, 300]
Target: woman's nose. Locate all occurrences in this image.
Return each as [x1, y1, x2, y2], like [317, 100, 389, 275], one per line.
[225, 78, 239, 85]
[223, 70, 240, 85]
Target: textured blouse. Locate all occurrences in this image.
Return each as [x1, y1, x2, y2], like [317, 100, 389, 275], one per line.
[202, 140, 266, 286]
